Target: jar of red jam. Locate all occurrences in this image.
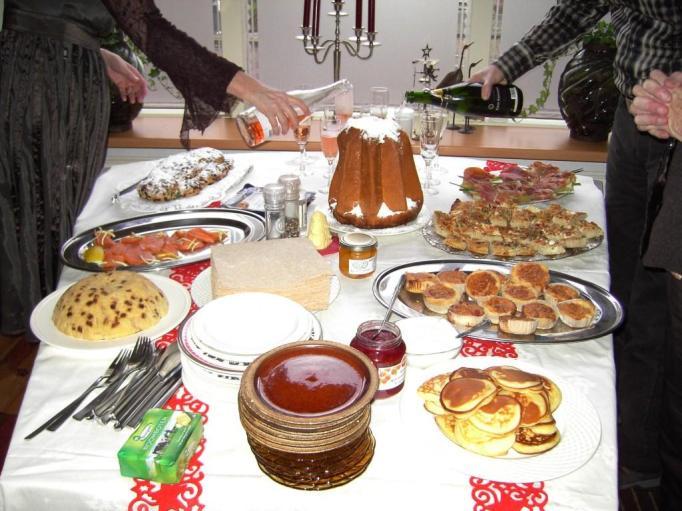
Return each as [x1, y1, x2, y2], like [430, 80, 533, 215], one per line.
[350, 320, 406, 399]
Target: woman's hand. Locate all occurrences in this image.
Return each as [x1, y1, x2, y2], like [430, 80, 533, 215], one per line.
[100, 48, 148, 103]
[468, 64, 507, 100]
[227, 71, 310, 136]
[630, 70, 682, 140]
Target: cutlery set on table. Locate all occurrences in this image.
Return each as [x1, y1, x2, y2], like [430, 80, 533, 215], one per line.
[26, 337, 182, 439]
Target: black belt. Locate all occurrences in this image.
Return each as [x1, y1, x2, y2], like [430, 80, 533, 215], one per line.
[2, 9, 100, 51]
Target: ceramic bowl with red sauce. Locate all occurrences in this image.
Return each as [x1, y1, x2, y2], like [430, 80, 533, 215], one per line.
[238, 340, 379, 489]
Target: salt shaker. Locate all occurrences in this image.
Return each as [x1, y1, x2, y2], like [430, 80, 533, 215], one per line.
[278, 174, 300, 238]
[262, 183, 286, 239]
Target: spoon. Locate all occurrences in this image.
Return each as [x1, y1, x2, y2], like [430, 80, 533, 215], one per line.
[456, 319, 491, 339]
[373, 274, 406, 339]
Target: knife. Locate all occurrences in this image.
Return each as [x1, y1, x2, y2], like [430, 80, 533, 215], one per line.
[110, 173, 151, 204]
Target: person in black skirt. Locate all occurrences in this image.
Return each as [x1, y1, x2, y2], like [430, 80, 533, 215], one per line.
[0, 1, 308, 336]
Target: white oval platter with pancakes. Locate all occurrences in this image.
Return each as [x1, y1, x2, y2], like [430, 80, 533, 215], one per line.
[30, 273, 191, 352]
[399, 356, 601, 483]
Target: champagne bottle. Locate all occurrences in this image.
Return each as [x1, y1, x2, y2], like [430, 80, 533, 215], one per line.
[404, 82, 523, 118]
[236, 79, 353, 147]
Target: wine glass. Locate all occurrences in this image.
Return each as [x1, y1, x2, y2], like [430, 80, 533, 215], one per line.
[319, 107, 342, 193]
[419, 106, 446, 195]
[289, 114, 313, 174]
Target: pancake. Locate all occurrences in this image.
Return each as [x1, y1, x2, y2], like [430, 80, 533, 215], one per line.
[469, 394, 522, 435]
[541, 377, 563, 412]
[417, 373, 451, 404]
[487, 366, 544, 391]
[513, 427, 561, 455]
[423, 284, 461, 314]
[424, 399, 449, 416]
[449, 367, 494, 382]
[440, 377, 498, 414]
[435, 415, 516, 457]
[509, 262, 550, 292]
[508, 390, 549, 427]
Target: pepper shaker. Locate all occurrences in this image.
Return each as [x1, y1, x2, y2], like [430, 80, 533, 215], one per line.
[263, 183, 286, 239]
[278, 174, 301, 238]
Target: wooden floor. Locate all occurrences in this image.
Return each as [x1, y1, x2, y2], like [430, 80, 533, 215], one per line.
[0, 335, 664, 508]
[0, 334, 38, 472]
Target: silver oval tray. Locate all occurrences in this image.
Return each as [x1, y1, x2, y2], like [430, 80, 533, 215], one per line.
[422, 219, 603, 262]
[61, 208, 265, 272]
[372, 259, 623, 344]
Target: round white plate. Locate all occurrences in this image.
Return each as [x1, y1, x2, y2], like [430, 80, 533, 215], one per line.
[29, 274, 191, 351]
[189, 267, 340, 308]
[178, 312, 322, 373]
[190, 292, 313, 357]
[116, 162, 252, 213]
[400, 356, 601, 482]
[323, 206, 431, 237]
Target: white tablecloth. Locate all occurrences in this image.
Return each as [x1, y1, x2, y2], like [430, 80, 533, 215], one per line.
[0, 151, 616, 511]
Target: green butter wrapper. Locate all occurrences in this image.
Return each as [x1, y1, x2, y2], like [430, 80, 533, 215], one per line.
[118, 408, 203, 484]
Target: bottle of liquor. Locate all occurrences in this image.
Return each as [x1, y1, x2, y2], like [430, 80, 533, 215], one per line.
[236, 79, 353, 147]
[404, 83, 523, 118]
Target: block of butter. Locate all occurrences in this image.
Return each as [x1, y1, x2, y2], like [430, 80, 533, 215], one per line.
[118, 408, 203, 484]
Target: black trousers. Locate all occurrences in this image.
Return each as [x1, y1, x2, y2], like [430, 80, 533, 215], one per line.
[662, 274, 682, 508]
[607, 98, 670, 474]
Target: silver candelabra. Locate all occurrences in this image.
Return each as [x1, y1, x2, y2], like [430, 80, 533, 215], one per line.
[298, 0, 380, 81]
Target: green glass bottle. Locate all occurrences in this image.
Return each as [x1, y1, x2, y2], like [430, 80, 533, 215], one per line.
[404, 83, 524, 118]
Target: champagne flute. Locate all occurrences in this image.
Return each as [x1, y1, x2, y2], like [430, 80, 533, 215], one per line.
[419, 106, 446, 195]
[319, 108, 341, 193]
[289, 114, 313, 174]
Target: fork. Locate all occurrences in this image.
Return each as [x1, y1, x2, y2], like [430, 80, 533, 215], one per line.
[90, 337, 155, 422]
[25, 349, 130, 440]
[74, 337, 153, 421]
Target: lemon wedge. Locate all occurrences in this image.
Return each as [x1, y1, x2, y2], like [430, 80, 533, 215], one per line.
[83, 245, 105, 264]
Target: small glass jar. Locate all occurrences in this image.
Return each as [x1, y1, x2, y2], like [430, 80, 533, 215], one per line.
[338, 232, 378, 279]
[351, 320, 406, 399]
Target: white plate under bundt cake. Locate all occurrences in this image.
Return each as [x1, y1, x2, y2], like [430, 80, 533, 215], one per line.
[328, 116, 423, 229]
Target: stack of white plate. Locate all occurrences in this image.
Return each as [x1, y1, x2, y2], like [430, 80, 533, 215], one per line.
[178, 292, 322, 404]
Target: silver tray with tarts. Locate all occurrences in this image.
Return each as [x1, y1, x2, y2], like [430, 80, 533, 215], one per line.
[372, 259, 623, 344]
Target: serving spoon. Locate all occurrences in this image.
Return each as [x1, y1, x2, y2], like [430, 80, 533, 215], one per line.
[372, 274, 406, 339]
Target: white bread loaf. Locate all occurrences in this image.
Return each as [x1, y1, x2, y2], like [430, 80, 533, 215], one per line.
[210, 238, 333, 311]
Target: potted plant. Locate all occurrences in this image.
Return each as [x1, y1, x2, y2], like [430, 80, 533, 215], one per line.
[522, 21, 617, 142]
[558, 21, 617, 142]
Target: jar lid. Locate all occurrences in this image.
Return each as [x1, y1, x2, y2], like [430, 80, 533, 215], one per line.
[263, 183, 285, 206]
[278, 174, 301, 200]
[340, 232, 378, 251]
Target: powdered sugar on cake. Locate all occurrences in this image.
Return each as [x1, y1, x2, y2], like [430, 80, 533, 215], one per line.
[344, 116, 400, 142]
[137, 147, 234, 202]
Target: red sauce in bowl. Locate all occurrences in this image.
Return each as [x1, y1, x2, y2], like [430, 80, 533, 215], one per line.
[255, 346, 369, 417]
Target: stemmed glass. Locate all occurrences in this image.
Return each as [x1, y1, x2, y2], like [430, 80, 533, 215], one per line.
[419, 106, 446, 195]
[288, 114, 313, 174]
[319, 107, 342, 193]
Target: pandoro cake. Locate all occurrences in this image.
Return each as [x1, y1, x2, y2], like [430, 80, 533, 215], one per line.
[210, 238, 333, 311]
